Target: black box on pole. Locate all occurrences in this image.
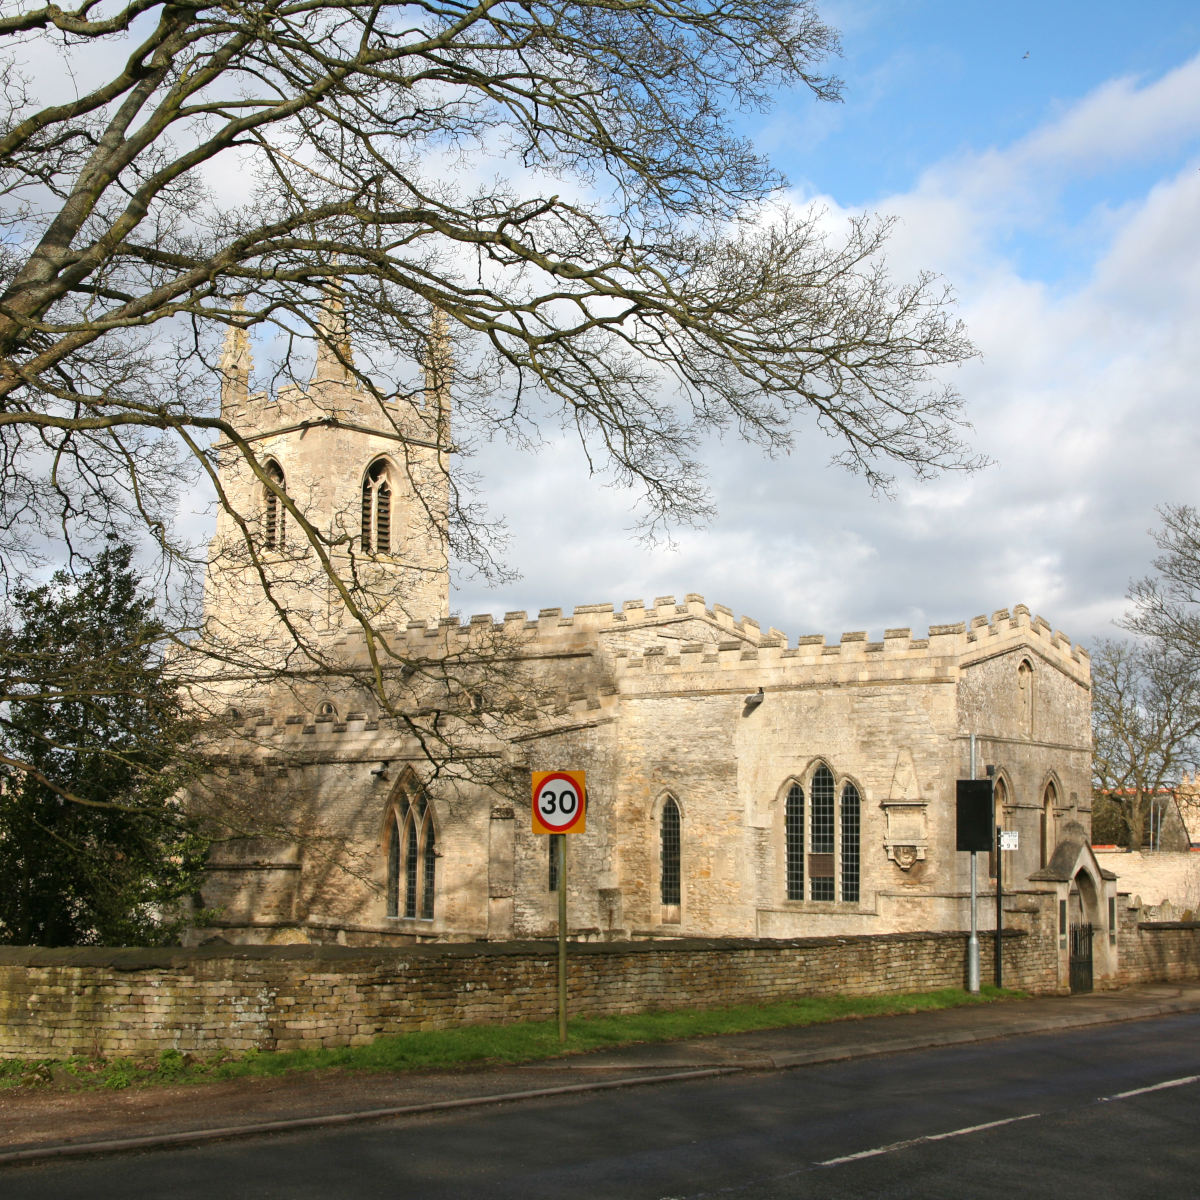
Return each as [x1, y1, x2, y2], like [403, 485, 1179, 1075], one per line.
[956, 780, 994, 851]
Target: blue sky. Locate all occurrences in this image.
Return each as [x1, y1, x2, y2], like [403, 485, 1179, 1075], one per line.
[456, 1, 1200, 651]
[775, 2, 1200, 202]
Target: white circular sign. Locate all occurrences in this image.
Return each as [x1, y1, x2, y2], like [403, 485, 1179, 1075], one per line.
[535, 773, 585, 832]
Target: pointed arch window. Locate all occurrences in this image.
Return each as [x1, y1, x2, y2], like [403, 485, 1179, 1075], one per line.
[783, 765, 862, 904]
[785, 783, 805, 901]
[1042, 781, 1058, 867]
[660, 797, 681, 917]
[990, 777, 1009, 880]
[385, 785, 436, 920]
[264, 460, 286, 549]
[362, 459, 392, 554]
[841, 781, 861, 903]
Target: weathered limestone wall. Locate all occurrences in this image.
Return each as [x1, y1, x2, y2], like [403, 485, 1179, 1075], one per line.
[955, 612, 1093, 892]
[0, 931, 1051, 1061]
[1096, 850, 1200, 916]
[1115, 898, 1200, 984]
[189, 598, 1092, 949]
[204, 321, 450, 649]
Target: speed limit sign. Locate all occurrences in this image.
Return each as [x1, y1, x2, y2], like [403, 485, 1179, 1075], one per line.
[532, 771, 587, 834]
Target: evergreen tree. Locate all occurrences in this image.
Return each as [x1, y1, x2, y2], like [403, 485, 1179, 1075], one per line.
[0, 544, 207, 945]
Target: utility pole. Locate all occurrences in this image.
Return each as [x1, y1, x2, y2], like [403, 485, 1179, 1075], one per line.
[990, 764, 1002, 988]
[968, 734, 980, 994]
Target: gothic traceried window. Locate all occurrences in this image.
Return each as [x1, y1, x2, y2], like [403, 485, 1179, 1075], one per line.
[385, 783, 436, 920]
[361, 459, 392, 554]
[784, 765, 862, 904]
[263, 460, 286, 549]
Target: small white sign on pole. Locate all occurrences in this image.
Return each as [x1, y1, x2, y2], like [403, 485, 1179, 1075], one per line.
[1000, 830, 1019, 852]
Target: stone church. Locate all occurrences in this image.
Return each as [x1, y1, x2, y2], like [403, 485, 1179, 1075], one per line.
[190, 312, 1116, 974]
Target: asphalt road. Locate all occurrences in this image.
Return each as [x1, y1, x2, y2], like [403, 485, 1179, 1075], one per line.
[5, 1012, 1199, 1199]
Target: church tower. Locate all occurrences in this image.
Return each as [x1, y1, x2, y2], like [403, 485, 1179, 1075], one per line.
[201, 301, 451, 661]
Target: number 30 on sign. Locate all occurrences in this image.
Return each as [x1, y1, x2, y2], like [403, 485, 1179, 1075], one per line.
[532, 771, 587, 834]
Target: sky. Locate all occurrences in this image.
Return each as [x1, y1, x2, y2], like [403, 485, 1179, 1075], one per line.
[452, 0, 1200, 651]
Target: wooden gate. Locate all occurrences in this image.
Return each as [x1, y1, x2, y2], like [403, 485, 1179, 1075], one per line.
[1069, 922, 1093, 994]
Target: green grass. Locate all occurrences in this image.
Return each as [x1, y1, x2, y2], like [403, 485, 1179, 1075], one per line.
[0, 985, 1021, 1092]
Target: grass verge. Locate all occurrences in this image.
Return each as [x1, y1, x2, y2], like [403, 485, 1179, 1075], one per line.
[0, 985, 1022, 1092]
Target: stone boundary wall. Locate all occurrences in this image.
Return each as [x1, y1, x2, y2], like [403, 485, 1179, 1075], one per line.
[1116, 918, 1200, 985]
[0, 929, 1043, 1060]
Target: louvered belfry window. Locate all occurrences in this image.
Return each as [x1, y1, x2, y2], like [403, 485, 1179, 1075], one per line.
[264, 460, 286, 549]
[362, 459, 392, 553]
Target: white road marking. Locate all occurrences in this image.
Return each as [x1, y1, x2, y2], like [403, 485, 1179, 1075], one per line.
[817, 1071, 1200, 1171]
[1100, 1074, 1200, 1102]
[817, 1113, 1041, 1167]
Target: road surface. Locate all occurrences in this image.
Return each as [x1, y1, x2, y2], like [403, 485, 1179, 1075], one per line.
[4, 1011, 1198, 1198]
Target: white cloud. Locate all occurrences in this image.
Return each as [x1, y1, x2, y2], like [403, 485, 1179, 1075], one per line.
[1018, 56, 1200, 170]
[459, 52, 1200, 650]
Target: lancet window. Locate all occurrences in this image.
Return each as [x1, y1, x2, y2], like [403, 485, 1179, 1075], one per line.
[1042, 780, 1058, 867]
[660, 796, 681, 912]
[785, 782, 805, 900]
[841, 781, 861, 903]
[1018, 659, 1034, 737]
[990, 776, 1009, 880]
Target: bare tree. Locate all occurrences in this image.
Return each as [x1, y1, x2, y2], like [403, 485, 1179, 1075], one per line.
[1126, 505, 1200, 669]
[0, 1, 980, 807]
[1090, 637, 1200, 850]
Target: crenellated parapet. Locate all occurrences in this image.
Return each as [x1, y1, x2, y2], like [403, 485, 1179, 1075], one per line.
[275, 594, 1090, 699]
[199, 592, 1091, 780]
[603, 601, 1089, 690]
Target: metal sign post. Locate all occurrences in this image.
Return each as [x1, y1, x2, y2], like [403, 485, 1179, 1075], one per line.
[557, 835, 567, 1042]
[955, 736, 995, 994]
[995, 822, 1003, 988]
[532, 770, 587, 1043]
[969, 853, 979, 994]
[996, 827, 1018, 989]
